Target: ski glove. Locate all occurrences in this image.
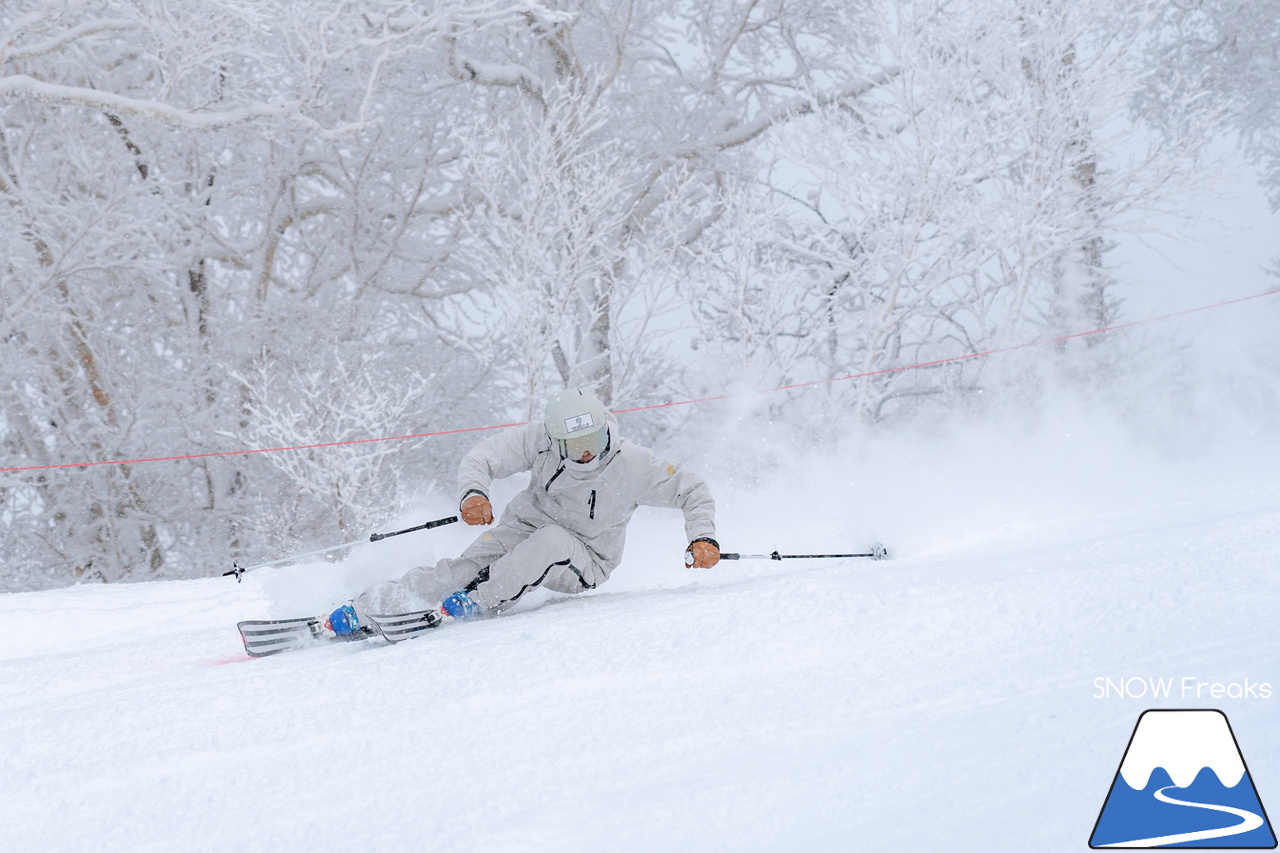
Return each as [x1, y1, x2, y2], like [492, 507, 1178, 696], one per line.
[460, 492, 494, 526]
[685, 537, 720, 569]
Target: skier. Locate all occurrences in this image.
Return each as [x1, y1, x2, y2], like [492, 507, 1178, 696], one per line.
[323, 388, 719, 635]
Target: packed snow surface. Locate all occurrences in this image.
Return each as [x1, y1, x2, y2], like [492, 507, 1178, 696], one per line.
[3, 418, 1277, 852]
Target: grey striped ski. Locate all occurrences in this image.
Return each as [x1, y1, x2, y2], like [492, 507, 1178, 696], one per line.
[367, 609, 443, 643]
[237, 616, 375, 657]
[236, 608, 443, 657]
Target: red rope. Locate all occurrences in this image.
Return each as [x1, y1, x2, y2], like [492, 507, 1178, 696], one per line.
[613, 288, 1280, 414]
[1, 422, 526, 474]
[4, 287, 1277, 474]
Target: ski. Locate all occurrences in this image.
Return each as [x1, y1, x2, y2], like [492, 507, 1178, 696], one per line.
[236, 616, 376, 658]
[366, 609, 444, 643]
[236, 608, 444, 657]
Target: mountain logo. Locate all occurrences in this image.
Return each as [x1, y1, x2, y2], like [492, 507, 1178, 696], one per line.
[1090, 709, 1276, 848]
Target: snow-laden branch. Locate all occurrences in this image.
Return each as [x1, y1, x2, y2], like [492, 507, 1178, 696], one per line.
[627, 72, 901, 228]
[456, 58, 542, 95]
[0, 74, 345, 134]
[709, 71, 901, 151]
[3, 20, 138, 63]
[443, 3, 577, 99]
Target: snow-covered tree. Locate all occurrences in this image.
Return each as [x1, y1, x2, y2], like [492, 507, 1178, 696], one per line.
[0, 0, 542, 584]
[1146, 0, 1280, 212]
[441, 0, 895, 409]
[712, 0, 1220, 424]
[0, 0, 1238, 590]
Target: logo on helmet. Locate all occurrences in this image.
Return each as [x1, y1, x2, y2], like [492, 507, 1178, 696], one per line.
[564, 413, 596, 433]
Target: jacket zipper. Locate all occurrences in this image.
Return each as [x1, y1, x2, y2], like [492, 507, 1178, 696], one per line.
[589, 490, 596, 519]
[545, 463, 566, 491]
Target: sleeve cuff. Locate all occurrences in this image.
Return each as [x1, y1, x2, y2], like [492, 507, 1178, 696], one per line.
[460, 489, 489, 506]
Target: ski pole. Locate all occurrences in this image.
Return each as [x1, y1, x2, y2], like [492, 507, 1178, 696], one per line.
[368, 515, 459, 541]
[721, 543, 889, 561]
[224, 515, 459, 581]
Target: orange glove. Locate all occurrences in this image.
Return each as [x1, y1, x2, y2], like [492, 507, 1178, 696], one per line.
[460, 493, 493, 526]
[684, 538, 720, 569]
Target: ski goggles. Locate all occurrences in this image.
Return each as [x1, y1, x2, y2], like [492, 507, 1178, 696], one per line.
[555, 427, 609, 461]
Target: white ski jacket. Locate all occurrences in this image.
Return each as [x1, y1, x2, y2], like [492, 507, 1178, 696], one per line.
[456, 416, 716, 575]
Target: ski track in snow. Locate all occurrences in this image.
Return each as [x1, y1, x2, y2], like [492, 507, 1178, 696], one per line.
[2, 478, 1278, 852]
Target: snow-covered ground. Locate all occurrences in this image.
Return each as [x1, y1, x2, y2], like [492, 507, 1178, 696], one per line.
[3, 410, 1277, 852]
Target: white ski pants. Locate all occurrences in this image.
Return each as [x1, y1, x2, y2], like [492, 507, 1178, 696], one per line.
[357, 522, 604, 616]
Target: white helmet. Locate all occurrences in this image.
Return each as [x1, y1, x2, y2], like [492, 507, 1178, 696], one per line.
[544, 388, 609, 463]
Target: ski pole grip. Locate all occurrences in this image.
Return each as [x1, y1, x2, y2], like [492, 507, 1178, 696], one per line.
[721, 553, 741, 560]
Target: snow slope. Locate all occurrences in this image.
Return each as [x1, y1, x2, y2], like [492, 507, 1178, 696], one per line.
[3, 427, 1278, 853]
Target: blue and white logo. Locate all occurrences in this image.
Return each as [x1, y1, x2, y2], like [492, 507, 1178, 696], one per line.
[1091, 709, 1276, 848]
[563, 413, 595, 433]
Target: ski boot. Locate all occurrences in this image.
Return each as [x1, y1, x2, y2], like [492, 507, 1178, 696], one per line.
[322, 603, 363, 638]
[439, 590, 484, 621]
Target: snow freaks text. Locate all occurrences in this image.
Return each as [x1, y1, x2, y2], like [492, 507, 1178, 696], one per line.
[1093, 677, 1274, 701]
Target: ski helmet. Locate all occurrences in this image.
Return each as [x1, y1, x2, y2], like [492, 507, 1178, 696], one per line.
[544, 388, 609, 462]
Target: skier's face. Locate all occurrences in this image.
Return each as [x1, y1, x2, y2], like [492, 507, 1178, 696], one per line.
[576, 450, 595, 464]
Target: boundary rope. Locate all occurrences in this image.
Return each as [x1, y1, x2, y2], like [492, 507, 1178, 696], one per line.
[4, 287, 1277, 475]
[612, 287, 1280, 415]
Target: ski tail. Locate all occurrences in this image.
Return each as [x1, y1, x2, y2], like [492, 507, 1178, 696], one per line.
[368, 609, 443, 643]
[237, 617, 324, 657]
